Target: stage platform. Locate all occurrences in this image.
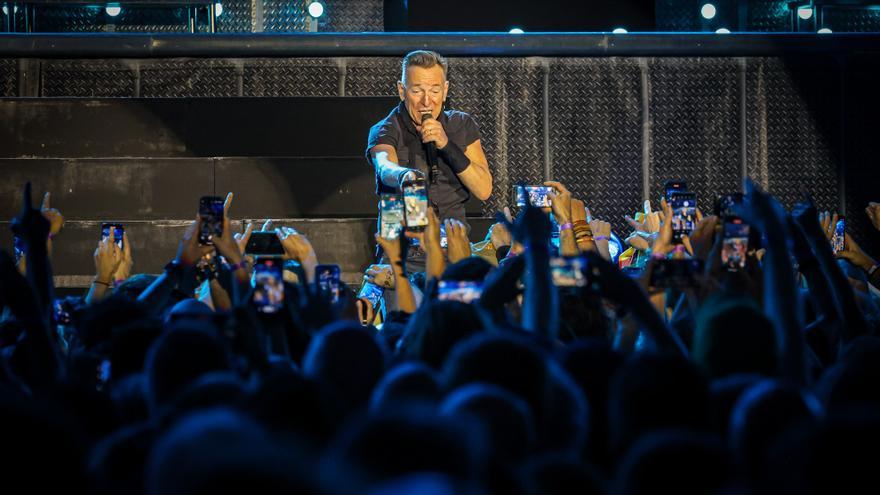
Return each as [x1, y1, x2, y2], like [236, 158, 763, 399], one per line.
[1, 33, 879, 289]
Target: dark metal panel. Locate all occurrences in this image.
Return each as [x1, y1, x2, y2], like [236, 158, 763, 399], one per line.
[0, 158, 214, 221]
[0, 58, 16, 96]
[648, 57, 742, 212]
[242, 58, 339, 96]
[321, 0, 384, 33]
[41, 59, 135, 96]
[140, 58, 238, 97]
[0, 97, 398, 158]
[445, 57, 546, 216]
[746, 57, 841, 212]
[262, 0, 309, 32]
[549, 57, 643, 236]
[216, 0, 253, 33]
[345, 56, 399, 96]
[5, 33, 880, 58]
[824, 7, 880, 32]
[748, 0, 790, 32]
[214, 157, 377, 218]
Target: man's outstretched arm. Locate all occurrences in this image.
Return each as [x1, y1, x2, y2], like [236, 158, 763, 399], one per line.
[370, 145, 413, 189]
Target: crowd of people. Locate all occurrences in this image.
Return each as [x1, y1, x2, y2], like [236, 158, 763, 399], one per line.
[2, 179, 880, 494]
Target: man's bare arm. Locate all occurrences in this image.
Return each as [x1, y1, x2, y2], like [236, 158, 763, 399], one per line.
[370, 145, 413, 189]
[457, 139, 492, 201]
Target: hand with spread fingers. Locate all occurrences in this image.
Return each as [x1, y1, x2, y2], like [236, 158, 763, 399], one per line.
[445, 219, 472, 263]
[113, 231, 133, 283]
[94, 226, 123, 284]
[364, 264, 395, 289]
[544, 181, 573, 225]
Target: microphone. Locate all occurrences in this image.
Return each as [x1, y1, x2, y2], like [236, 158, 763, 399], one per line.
[421, 112, 438, 169]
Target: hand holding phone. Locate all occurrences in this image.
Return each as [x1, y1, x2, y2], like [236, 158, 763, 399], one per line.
[721, 218, 749, 271]
[101, 223, 125, 250]
[515, 185, 553, 208]
[316, 264, 342, 303]
[670, 192, 697, 243]
[664, 180, 687, 203]
[402, 179, 429, 232]
[832, 217, 845, 255]
[379, 194, 405, 239]
[437, 280, 483, 304]
[649, 259, 703, 288]
[198, 196, 224, 245]
[551, 256, 589, 287]
[245, 231, 285, 256]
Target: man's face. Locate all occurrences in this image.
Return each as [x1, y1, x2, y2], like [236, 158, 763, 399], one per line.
[398, 64, 448, 126]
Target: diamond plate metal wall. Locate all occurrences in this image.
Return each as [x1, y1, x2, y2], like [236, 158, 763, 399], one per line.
[0, 58, 17, 96]
[262, 0, 309, 32]
[824, 7, 880, 32]
[746, 57, 841, 213]
[345, 57, 400, 96]
[549, 58, 643, 236]
[141, 59, 239, 96]
[648, 58, 742, 212]
[41, 59, 136, 97]
[655, 0, 701, 31]
[242, 58, 339, 96]
[446, 58, 546, 216]
[748, 0, 789, 31]
[322, 0, 383, 32]
[32, 4, 193, 33]
[216, 0, 253, 32]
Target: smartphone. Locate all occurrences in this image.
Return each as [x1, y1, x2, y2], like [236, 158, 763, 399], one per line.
[670, 192, 697, 242]
[13, 236, 24, 265]
[198, 196, 224, 245]
[53, 298, 73, 326]
[515, 185, 553, 208]
[357, 281, 384, 309]
[664, 180, 688, 203]
[550, 256, 589, 287]
[101, 222, 124, 249]
[439, 223, 448, 249]
[721, 218, 750, 271]
[379, 194, 405, 239]
[402, 179, 429, 232]
[316, 264, 342, 303]
[245, 231, 284, 256]
[437, 280, 483, 304]
[832, 217, 845, 255]
[253, 257, 284, 313]
[649, 259, 703, 288]
[714, 193, 744, 218]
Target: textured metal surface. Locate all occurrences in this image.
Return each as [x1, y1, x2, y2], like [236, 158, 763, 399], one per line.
[445, 57, 546, 216]
[242, 58, 338, 96]
[141, 59, 239, 96]
[745, 57, 840, 212]
[648, 57, 742, 212]
[216, 0, 252, 33]
[550, 58, 643, 236]
[262, 0, 309, 32]
[655, 0, 702, 31]
[32, 4, 194, 33]
[41, 59, 136, 96]
[322, 0, 383, 33]
[823, 7, 880, 32]
[345, 57, 399, 96]
[0, 58, 16, 96]
[748, 0, 789, 32]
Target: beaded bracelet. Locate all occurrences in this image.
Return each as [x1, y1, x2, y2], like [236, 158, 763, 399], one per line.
[558, 222, 573, 232]
[593, 235, 610, 241]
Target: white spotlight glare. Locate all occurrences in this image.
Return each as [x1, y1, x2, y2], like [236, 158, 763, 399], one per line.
[612, 27, 628, 34]
[797, 7, 813, 20]
[509, 27, 524, 34]
[308, 1, 324, 18]
[817, 28, 832, 34]
[716, 28, 730, 34]
[215, 3, 223, 17]
[105, 4, 121, 17]
[701, 3, 717, 20]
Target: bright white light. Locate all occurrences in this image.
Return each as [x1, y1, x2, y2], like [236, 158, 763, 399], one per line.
[215, 3, 223, 17]
[612, 27, 628, 34]
[308, 1, 324, 18]
[798, 7, 813, 20]
[716, 28, 730, 34]
[105, 4, 121, 17]
[818, 28, 832, 34]
[509, 28, 524, 34]
[701, 4, 717, 20]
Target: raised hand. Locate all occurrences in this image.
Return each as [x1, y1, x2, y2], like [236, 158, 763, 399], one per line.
[865, 202, 880, 232]
[544, 180, 573, 225]
[625, 200, 661, 235]
[364, 264, 395, 289]
[113, 231, 133, 283]
[40, 192, 64, 238]
[94, 226, 123, 284]
[682, 213, 718, 261]
[837, 233, 875, 271]
[445, 219, 472, 263]
[589, 217, 612, 260]
[649, 198, 676, 257]
[176, 217, 214, 266]
[503, 193, 553, 249]
[11, 183, 51, 248]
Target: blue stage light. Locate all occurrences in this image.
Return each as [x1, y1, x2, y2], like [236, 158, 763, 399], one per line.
[308, 1, 324, 18]
[215, 3, 223, 17]
[701, 3, 716, 20]
[509, 28, 524, 34]
[716, 28, 730, 34]
[105, 4, 121, 17]
[612, 27, 628, 34]
[818, 28, 832, 33]
[798, 7, 813, 20]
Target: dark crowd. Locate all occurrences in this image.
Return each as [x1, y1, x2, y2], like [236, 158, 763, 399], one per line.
[2, 179, 880, 495]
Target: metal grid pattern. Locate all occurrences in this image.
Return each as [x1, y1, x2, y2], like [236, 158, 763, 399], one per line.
[648, 58, 742, 213]
[446, 58, 546, 216]
[655, 0, 703, 32]
[322, 0, 383, 33]
[748, 0, 789, 32]
[823, 7, 880, 32]
[141, 59, 239, 97]
[745, 57, 840, 212]
[344, 57, 400, 96]
[0, 58, 17, 96]
[549, 58, 643, 236]
[41, 59, 136, 97]
[216, 0, 252, 32]
[262, 0, 310, 32]
[31, 4, 193, 33]
[242, 58, 339, 96]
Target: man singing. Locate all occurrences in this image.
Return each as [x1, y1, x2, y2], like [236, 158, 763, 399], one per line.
[366, 50, 492, 232]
